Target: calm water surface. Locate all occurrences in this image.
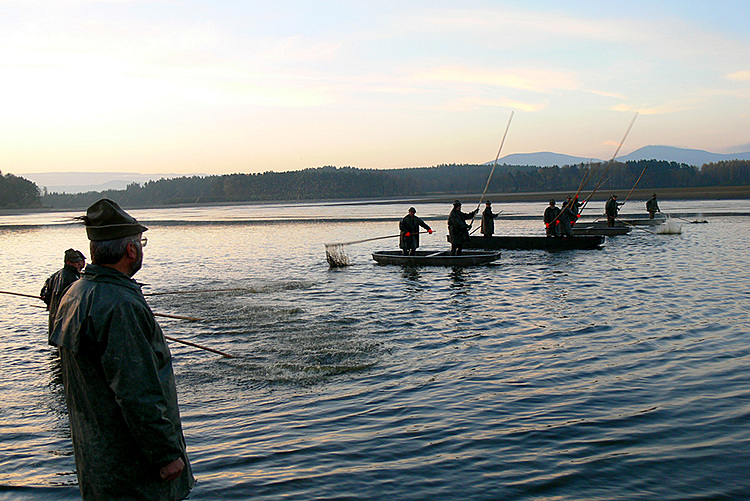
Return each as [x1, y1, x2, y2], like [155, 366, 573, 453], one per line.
[1, 199, 749, 500]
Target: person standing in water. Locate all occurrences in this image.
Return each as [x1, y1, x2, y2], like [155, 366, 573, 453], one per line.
[50, 199, 194, 500]
[40, 248, 86, 336]
[399, 207, 433, 256]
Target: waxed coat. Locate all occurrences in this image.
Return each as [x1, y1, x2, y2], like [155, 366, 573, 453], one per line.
[50, 265, 194, 500]
[448, 207, 477, 247]
[40, 263, 80, 335]
[399, 214, 431, 251]
[480, 207, 499, 236]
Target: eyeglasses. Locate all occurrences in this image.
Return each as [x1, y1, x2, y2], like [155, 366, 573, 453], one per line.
[140, 236, 148, 247]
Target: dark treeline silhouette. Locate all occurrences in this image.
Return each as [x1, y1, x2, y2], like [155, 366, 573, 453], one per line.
[0, 171, 42, 208]
[6, 159, 750, 209]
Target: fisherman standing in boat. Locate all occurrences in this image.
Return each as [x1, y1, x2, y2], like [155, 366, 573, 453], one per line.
[567, 195, 582, 226]
[40, 248, 85, 336]
[448, 200, 478, 255]
[50, 199, 194, 500]
[558, 200, 574, 237]
[480, 200, 500, 238]
[605, 194, 624, 227]
[544, 199, 560, 237]
[646, 193, 661, 219]
[399, 207, 433, 256]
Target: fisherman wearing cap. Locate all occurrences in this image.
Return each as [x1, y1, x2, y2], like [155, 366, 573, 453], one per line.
[448, 200, 478, 255]
[646, 193, 660, 219]
[399, 206, 433, 256]
[605, 194, 624, 227]
[480, 200, 500, 238]
[544, 199, 561, 237]
[40, 248, 86, 335]
[50, 199, 194, 500]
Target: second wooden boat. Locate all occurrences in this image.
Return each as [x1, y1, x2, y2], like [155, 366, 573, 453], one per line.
[372, 250, 501, 266]
[465, 235, 604, 250]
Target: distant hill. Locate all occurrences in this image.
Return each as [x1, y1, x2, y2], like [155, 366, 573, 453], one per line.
[618, 145, 750, 165]
[22, 171, 194, 194]
[493, 151, 596, 167]
[496, 145, 750, 167]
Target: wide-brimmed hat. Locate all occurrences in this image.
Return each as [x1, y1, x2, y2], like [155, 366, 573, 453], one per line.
[453, 200, 462, 207]
[81, 199, 148, 241]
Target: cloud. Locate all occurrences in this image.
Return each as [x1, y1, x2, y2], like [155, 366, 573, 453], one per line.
[412, 66, 578, 93]
[727, 70, 750, 81]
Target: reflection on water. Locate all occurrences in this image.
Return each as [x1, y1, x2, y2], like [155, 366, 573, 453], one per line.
[0, 201, 749, 500]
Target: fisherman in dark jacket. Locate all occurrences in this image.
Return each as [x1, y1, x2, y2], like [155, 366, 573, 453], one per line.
[40, 248, 86, 336]
[50, 199, 194, 501]
[448, 200, 478, 255]
[399, 207, 432, 255]
[646, 193, 660, 219]
[544, 199, 561, 237]
[558, 200, 573, 237]
[567, 195, 582, 225]
[480, 200, 500, 237]
[605, 194, 624, 227]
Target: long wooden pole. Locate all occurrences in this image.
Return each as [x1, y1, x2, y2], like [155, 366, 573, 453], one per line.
[164, 335, 235, 358]
[578, 112, 638, 216]
[474, 111, 515, 213]
[1, 290, 233, 357]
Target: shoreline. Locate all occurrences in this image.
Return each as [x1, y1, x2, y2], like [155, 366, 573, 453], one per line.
[2, 186, 749, 216]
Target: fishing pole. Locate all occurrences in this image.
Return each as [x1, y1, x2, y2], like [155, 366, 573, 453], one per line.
[1, 289, 233, 356]
[474, 111, 514, 214]
[164, 335, 235, 358]
[578, 112, 639, 217]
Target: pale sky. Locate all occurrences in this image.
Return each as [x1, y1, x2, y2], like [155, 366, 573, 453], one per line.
[2, 0, 750, 175]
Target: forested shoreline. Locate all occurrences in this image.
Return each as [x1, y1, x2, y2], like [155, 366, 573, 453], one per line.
[2, 159, 750, 210]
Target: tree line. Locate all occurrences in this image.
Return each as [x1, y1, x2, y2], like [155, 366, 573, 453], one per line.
[3, 159, 750, 210]
[0, 171, 43, 209]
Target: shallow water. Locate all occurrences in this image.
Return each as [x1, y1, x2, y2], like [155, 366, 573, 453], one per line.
[1, 199, 749, 500]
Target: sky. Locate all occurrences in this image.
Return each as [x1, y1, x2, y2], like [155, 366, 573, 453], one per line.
[2, 0, 750, 176]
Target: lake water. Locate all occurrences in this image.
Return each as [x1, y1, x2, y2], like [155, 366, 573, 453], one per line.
[1, 198, 749, 500]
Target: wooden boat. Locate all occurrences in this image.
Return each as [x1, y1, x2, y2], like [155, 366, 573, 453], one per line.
[465, 235, 604, 251]
[571, 224, 631, 236]
[372, 250, 501, 266]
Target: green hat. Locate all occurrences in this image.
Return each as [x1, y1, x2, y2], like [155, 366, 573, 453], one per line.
[82, 199, 148, 241]
[64, 248, 85, 262]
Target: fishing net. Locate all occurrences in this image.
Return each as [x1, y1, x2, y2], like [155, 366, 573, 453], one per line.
[655, 219, 683, 235]
[325, 243, 350, 267]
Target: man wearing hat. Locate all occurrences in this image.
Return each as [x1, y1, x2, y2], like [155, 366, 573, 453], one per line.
[40, 248, 86, 335]
[605, 194, 624, 227]
[448, 200, 478, 255]
[399, 206, 433, 256]
[544, 199, 561, 237]
[50, 199, 194, 500]
[480, 200, 500, 238]
[646, 193, 660, 219]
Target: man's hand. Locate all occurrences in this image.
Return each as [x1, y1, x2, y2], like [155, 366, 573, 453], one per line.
[160, 458, 185, 482]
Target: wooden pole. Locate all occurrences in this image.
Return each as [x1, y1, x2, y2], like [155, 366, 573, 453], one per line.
[164, 335, 236, 358]
[153, 312, 204, 322]
[0, 290, 39, 299]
